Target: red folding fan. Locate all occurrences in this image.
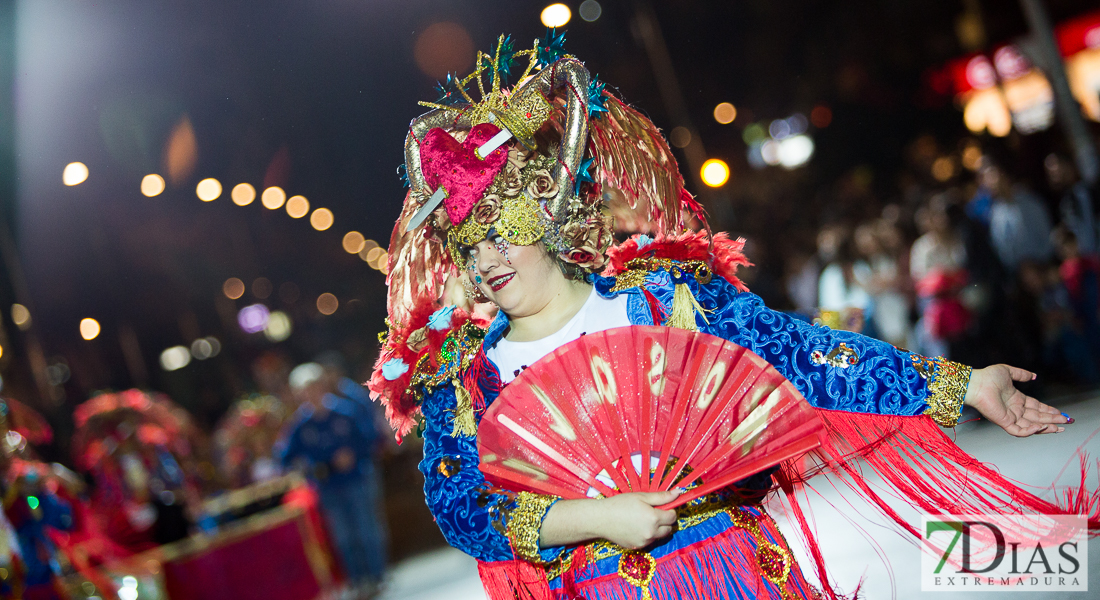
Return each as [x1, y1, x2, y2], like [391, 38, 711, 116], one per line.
[477, 326, 824, 510]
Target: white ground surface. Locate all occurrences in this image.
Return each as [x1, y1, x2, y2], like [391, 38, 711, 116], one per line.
[379, 393, 1100, 599]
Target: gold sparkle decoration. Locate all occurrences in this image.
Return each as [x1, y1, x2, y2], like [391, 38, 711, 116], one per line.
[922, 357, 972, 427]
[418, 35, 553, 151]
[448, 192, 546, 265]
[437, 456, 462, 478]
[617, 551, 657, 600]
[506, 492, 557, 563]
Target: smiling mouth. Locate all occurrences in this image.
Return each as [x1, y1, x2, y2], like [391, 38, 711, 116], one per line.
[487, 272, 515, 291]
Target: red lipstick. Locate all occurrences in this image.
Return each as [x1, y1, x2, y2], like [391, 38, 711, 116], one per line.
[487, 272, 515, 291]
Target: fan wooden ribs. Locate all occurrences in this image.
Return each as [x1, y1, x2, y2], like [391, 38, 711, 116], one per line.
[478, 326, 824, 509]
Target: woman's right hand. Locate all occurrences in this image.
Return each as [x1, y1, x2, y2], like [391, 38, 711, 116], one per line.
[539, 490, 681, 550]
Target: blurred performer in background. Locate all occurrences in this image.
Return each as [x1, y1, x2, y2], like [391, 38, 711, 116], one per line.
[369, 33, 1090, 600]
[73, 391, 201, 552]
[2, 463, 71, 600]
[279, 362, 387, 598]
[215, 394, 288, 487]
[0, 399, 71, 600]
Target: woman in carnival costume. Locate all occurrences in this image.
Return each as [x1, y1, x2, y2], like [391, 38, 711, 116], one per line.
[369, 33, 1093, 599]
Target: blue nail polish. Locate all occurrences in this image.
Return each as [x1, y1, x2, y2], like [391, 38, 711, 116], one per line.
[475, 276, 482, 284]
[1062, 412, 1074, 424]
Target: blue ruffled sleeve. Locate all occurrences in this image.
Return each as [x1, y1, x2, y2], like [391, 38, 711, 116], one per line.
[611, 270, 970, 423]
[419, 384, 515, 562]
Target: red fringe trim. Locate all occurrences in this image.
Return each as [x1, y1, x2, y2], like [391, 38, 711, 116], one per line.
[605, 232, 751, 293]
[771, 410, 1100, 596]
[477, 560, 554, 600]
[800, 411, 1100, 533]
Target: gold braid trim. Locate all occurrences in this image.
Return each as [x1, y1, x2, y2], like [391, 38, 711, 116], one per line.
[451, 379, 478, 437]
[610, 258, 713, 331]
[507, 492, 558, 564]
[922, 357, 972, 427]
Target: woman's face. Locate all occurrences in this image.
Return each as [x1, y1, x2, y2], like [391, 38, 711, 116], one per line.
[464, 233, 565, 317]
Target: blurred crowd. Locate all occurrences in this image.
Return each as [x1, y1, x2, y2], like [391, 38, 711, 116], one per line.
[0, 353, 391, 600]
[777, 138, 1100, 386]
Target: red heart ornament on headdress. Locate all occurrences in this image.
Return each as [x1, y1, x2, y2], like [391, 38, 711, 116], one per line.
[419, 123, 510, 225]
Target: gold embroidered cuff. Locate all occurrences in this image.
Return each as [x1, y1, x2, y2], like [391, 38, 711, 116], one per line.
[506, 492, 557, 564]
[923, 358, 972, 427]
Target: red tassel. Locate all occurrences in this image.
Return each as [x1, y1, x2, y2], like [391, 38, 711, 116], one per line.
[793, 410, 1100, 537]
[642, 289, 667, 326]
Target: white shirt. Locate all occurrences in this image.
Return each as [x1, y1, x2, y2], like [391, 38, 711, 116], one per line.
[487, 287, 632, 384]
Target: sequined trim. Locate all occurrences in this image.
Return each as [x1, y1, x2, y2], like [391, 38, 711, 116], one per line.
[617, 551, 657, 600]
[809, 343, 859, 368]
[407, 321, 485, 408]
[507, 491, 558, 564]
[919, 356, 972, 428]
[437, 456, 461, 478]
[609, 258, 713, 293]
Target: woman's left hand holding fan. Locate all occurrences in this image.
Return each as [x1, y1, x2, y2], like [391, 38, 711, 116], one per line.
[539, 490, 682, 550]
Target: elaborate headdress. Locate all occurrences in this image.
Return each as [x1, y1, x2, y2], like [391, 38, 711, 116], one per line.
[373, 32, 707, 438]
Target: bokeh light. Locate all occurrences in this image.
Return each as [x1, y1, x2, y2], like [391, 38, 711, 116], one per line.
[810, 105, 833, 128]
[961, 143, 983, 171]
[342, 231, 366, 254]
[238, 304, 270, 334]
[700, 159, 730, 187]
[413, 22, 475, 79]
[310, 208, 334, 231]
[359, 239, 380, 262]
[364, 247, 385, 265]
[189, 337, 220, 359]
[164, 116, 198, 185]
[261, 186, 287, 210]
[191, 338, 213, 360]
[286, 195, 310, 218]
[141, 174, 165, 197]
[541, 4, 572, 28]
[579, 0, 602, 22]
[742, 123, 767, 145]
[11, 304, 30, 330]
[760, 139, 781, 166]
[669, 127, 692, 149]
[264, 311, 293, 342]
[63, 162, 89, 186]
[196, 178, 222, 202]
[369, 250, 390, 271]
[231, 183, 256, 206]
[79, 318, 101, 340]
[713, 102, 737, 124]
[316, 293, 339, 315]
[252, 277, 273, 299]
[223, 278, 245, 300]
[776, 135, 815, 168]
[931, 156, 959, 182]
[160, 346, 191, 371]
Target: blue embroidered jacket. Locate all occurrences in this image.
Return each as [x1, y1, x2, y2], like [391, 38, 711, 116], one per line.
[417, 267, 966, 564]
